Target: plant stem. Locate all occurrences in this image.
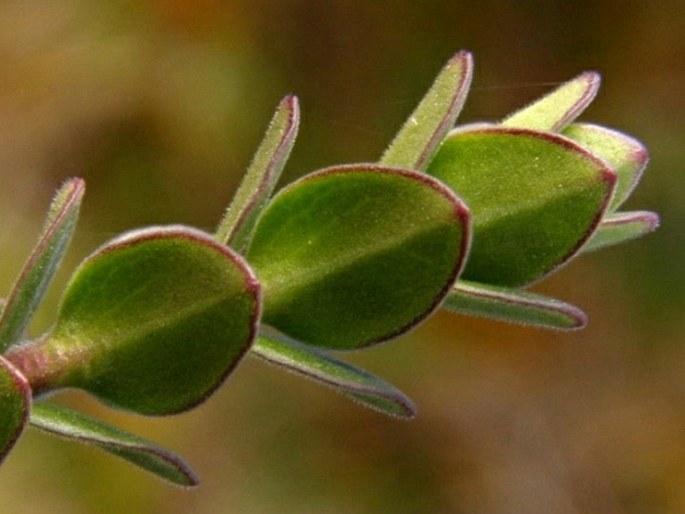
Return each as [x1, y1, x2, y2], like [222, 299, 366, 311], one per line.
[4, 336, 83, 396]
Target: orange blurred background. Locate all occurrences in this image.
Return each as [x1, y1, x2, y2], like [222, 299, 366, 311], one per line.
[0, 1, 683, 513]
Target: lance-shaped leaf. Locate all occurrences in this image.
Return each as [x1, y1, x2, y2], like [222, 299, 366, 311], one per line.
[0, 178, 84, 352]
[216, 95, 300, 251]
[502, 72, 601, 132]
[247, 164, 470, 350]
[30, 402, 198, 487]
[381, 51, 473, 170]
[443, 280, 586, 330]
[10, 226, 260, 415]
[563, 123, 648, 210]
[253, 326, 416, 418]
[427, 127, 616, 286]
[0, 356, 31, 464]
[582, 210, 660, 253]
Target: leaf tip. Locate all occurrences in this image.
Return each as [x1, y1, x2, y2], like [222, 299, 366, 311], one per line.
[140, 443, 201, 488]
[347, 388, 418, 419]
[563, 303, 588, 330]
[501, 70, 602, 131]
[581, 70, 602, 93]
[642, 211, 661, 232]
[548, 70, 602, 132]
[451, 49, 474, 72]
[611, 210, 660, 232]
[397, 396, 418, 419]
[61, 176, 86, 196]
[51, 177, 86, 218]
[279, 94, 301, 128]
[165, 455, 201, 488]
[571, 70, 600, 108]
[350, 389, 418, 419]
[281, 93, 299, 109]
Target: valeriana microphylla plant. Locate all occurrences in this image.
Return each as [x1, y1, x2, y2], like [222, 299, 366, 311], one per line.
[0, 51, 658, 487]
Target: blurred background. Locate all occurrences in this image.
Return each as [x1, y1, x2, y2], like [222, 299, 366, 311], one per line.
[0, 1, 683, 513]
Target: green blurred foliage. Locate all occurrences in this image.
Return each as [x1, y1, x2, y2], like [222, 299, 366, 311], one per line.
[0, 1, 683, 512]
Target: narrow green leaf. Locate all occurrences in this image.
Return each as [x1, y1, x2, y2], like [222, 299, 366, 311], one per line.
[0, 178, 84, 352]
[248, 164, 470, 350]
[253, 326, 416, 418]
[428, 127, 616, 286]
[14, 226, 261, 415]
[443, 280, 587, 330]
[582, 210, 659, 253]
[502, 72, 600, 132]
[216, 95, 300, 251]
[0, 357, 31, 464]
[381, 51, 473, 170]
[30, 402, 199, 487]
[563, 123, 648, 210]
